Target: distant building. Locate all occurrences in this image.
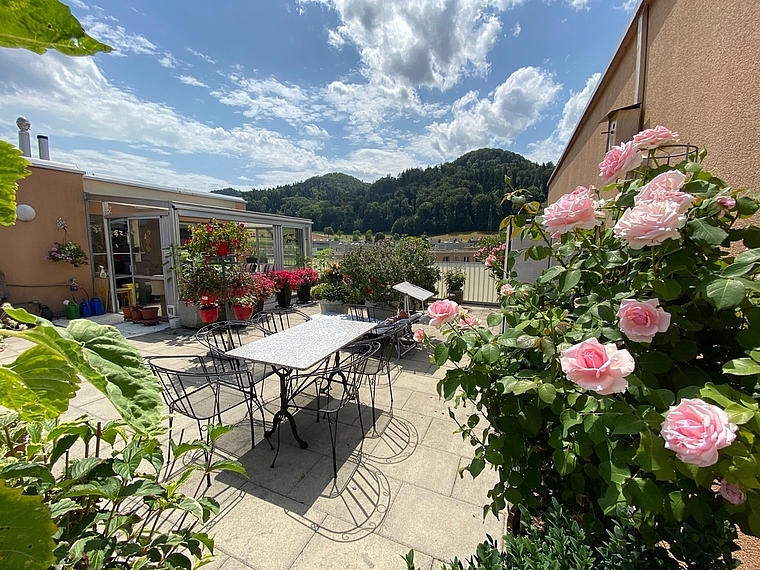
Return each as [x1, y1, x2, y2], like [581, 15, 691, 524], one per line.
[548, 0, 760, 203]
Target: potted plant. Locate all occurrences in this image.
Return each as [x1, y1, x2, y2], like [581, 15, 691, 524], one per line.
[294, 267, 319, 303]
[228, 272, 276, 319]
[47, 241, 88, 267]
[443, 267, 466, 304]
[178, 262, 228, 324]
[269, 269, 301, 308]
[312, 282, 349, 313]
[184, 218, 251, 258]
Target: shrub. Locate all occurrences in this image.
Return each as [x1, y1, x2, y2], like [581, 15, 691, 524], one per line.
[427, 129, 760, 566]
[443, 267, 467, 291]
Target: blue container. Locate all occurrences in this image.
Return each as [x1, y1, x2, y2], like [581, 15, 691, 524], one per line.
[89, 297, 105, 316]
[79, 300, 92, 318]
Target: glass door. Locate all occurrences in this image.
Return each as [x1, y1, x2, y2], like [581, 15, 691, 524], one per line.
[109, 217, 167, 318]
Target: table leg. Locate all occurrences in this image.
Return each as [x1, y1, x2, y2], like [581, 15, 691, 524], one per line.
[265, 367, 308, 468]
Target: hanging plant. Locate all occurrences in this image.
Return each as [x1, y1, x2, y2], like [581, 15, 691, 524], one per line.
[46, 241, 88, 267]
[184, 218, 251, 257]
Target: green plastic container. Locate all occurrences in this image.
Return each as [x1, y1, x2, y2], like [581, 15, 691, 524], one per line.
[65, 302, 80, 320]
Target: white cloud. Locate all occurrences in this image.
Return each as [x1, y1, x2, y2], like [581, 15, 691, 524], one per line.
[186, 48, 216, 64]
[423, 66, 561, 157]
[566, 0, 591, 9]
[211, 77, 313, 125]
[526, 72, 600, 164]
[55, 148, 234, 190]
[68, 0, 89, 9]
[617, 0, 638, 10]
[512, 22, 522, 37]
[303, 124, 330, 138]
[178, 75, 209, 88]
[305, 0, 525, 91]
[81, 17, 157, 56]
[158, 52, 179, 68]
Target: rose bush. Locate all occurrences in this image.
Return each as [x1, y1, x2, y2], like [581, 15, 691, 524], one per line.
[429, 129, 760, 567]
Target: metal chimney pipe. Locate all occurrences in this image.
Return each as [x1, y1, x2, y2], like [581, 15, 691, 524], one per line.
[16, 117, 31, 157]
[37, 135, 50, 160]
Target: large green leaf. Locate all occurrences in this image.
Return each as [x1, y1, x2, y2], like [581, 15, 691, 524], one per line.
[703, 278, 746, 310]
[0, 140, 30, 226]
[0, 485, 56, 570]
[686, 219, 728, 246]
[0, 0, 111, 55]
[723, 357, 760, 376]
[0, 346, 80, 420]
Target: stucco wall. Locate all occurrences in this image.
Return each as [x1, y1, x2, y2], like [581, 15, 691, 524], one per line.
[1, 164, 92, 312]
[548, 0, 760, 203]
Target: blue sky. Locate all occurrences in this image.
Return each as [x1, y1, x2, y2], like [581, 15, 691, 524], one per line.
[0, 0, 636, 191]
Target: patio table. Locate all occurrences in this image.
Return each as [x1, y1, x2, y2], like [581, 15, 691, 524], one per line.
[226, 316, 377, 462]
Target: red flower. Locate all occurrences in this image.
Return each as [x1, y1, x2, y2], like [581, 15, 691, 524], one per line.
[216, 242, 230, 256]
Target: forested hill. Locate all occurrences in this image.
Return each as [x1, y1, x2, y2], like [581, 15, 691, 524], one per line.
[213, 148, 554, 235]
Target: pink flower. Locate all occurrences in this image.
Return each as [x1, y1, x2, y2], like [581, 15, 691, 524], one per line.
[599, 141, 643, 184]
[560, 338, 635, 395]
[413, 328, 427, 342]
[617, 299, 671, 343]
[613, 200, 685, 249]
[661, 399, 737, 467]
[457, 315, 481, 329]
[635, 171, 694, 214]
[717, 196, 736, 213]
[427, 299, 460, 328]
[484, 254, 497, 267]
[500, 284, 515, 296]
[632, 125, 680, 149]
[719, 480, 746, 505]
[543, 186, 605, 237]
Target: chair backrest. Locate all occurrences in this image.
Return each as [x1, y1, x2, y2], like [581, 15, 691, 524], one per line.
[317, 342, 377, 412]
[253, 308, 311, 335]
[146, 354, 255, 420]
[344, 304, 378, 322]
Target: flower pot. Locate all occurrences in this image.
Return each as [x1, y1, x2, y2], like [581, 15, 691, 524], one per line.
[198, 306, 220, 323]
[122, 306, 132, 320]
[140, 307, 160, 320]
[255, 298, 265, 314]
[276, 289, 292, 308]
[178, 301, 204, 329]
[232, 304, 254, 320]
[297, 285, 311, 303]
[447, 289, 464, 305]
[131, 307, 143, 322]
[319, 300, 345, 314]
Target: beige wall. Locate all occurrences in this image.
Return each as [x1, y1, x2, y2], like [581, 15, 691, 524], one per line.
[1, 165, 92, 312]
[549, 0, 760, 203]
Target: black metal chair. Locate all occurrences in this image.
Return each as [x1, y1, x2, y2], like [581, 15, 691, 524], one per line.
[344, 304, 421, 360]
[145, 354, 272, 453]
[346, 338, 396, 432]
[252, 307, 311, 336]
[312, 341, 377, 478]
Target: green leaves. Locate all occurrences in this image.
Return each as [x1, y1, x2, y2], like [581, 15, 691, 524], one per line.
[702, 278, 746, 310]
[686, 218, 728, 246]
[0, 485, 56, 570]
[0, 140, 30, 225]
[0, 0, 112, 55]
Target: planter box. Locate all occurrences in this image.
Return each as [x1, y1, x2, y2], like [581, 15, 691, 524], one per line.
[178, 301, 204, 329]
[319, 300, 346, 314]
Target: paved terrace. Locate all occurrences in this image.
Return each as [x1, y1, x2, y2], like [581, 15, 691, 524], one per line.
[0, 304, 504, 570]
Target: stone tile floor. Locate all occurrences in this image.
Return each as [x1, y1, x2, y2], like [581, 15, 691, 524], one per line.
[0, 303, 505, 570]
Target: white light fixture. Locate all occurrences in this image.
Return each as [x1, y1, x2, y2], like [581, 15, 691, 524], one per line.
[15, 204, 36, 221]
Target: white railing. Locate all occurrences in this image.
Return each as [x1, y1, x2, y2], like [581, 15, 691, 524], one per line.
[435, 261, 499, 305]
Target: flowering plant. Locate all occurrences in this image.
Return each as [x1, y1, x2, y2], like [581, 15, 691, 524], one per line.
[269, 269, 301, 293]
[228, 272, 276, 306]
[178, 262, 229, 307]
[47, 241, 88, 267]
[430, 127, 760, 566]
[184, 219, 250, 257]
[293, 266, 319, 288]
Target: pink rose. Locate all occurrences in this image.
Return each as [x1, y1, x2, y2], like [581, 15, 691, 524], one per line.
[560, 338, 635, 395]
[613, 200, 684, 249]
[617, 299, 671, 343]
[500, 284, 515, 296]
[717, 196, 736, 213]
[543, 186, 605, 237]
[484, 254, 497, 267]
[599, 141, 643, 184]
[457, 315, 481, 329]
[635, 171, 694, 214]
[413, 328, 427, 342]
[427, 299, 460, 328]
[719, 480, 746, 505]
[632, 125, 679, 149]
[661, 399, 737, 467]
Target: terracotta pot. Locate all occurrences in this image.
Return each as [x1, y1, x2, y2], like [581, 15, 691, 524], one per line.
[122, 306, 132, 319]
[198, 306, 220, 323]
[140, 307, 160, 320]
[232, 305, 254, 320]
[276, 289, 292, 308]
[131, 307, 143, 322]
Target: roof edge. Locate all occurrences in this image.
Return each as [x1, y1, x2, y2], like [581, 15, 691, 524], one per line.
[83, 172, 245, 204]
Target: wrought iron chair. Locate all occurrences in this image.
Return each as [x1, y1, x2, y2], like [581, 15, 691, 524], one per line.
[145, 354, 273, 452]
[311, 341, 377, 478]
[252, 307, 311, 336]
[344, 304, 420, 361]
[345, 338, 396, 432]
